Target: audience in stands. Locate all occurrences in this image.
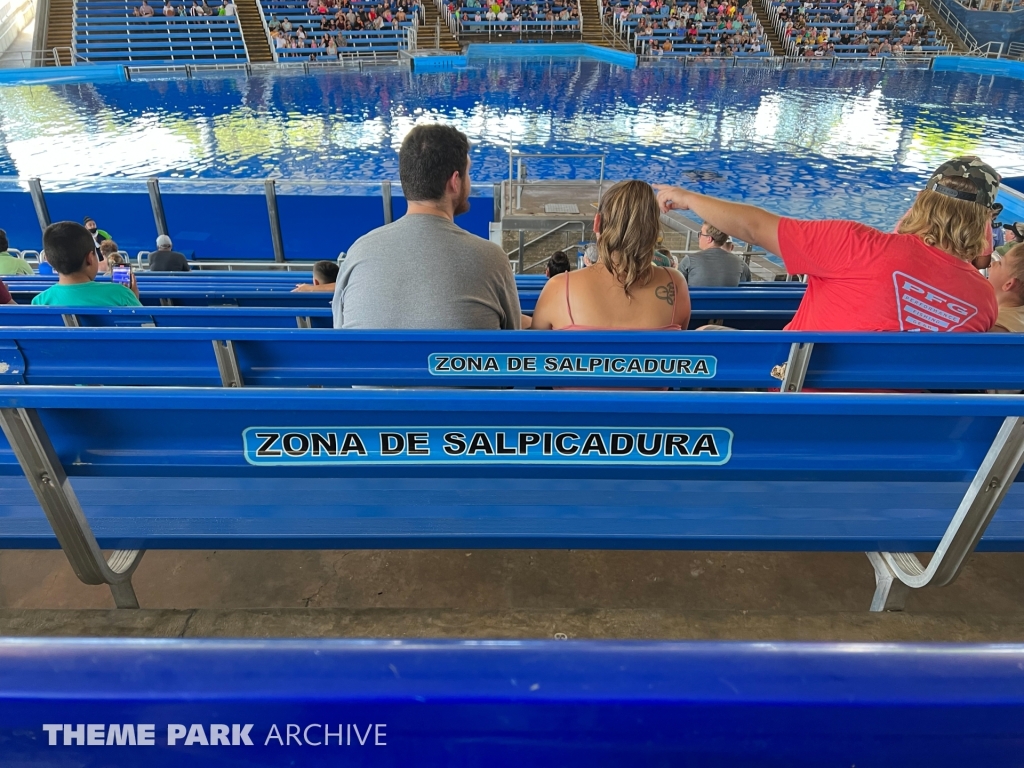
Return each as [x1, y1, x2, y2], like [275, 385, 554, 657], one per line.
[989, 244, 1024, 333]
[134, 0, 156, 15]
[455, 0, 581, 33]
[84, 216, 112, 256]
[531, 180, 691, 331]
[0, 280, 14, 305]
[996, 222, 1023, 258]
[148, 235, 191, 272]
[608, 0, 767, 57]
[223, 0, 237, 15]
[293, 259, 339, 292]
[269, 0, 420, 58]
[163, 0, 177, 16]
[333, 124, 520, 330]
[771, 0, 942, 58]
[680, 223, 751, 286]
[31, 222, 141, 307]
[654, 155, 1000, 332]
[99, 240, 124, 269]
[545, 250, 572, 277]
[0, 230, 33, 276]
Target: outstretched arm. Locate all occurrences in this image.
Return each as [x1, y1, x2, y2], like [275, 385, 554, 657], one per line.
[653, 185, 782, 257]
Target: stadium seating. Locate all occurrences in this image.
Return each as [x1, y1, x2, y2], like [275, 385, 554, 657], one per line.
[763, 0, 951, 57]
[75, 0, 247, 65]
[606, 0, 772, 56]
[261, 0, 418, 60]
[2, 638, 1024, 765]
[452, 0, 582, 39]
[0, 386, 1020, 610]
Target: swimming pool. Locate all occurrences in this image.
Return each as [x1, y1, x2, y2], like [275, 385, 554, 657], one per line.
[1, 59, 1023, 231]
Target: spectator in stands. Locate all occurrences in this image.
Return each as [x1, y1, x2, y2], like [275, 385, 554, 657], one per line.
[83, 217, 111, 254]
[163, 1, 176, 16]
[31, 222, 141, 307]
[293, 260, 339, 292]
[99, 240, 123, 269]
[679, 223, 751, 286]
[545, 250, 572, 278]
[530, 180, 690, 331]
[989, 244, 1024, 333]
[0, 280, 15, 305]
[135, 0, 156, 16]
[996, 222, 1024, 258]
[190, 1, 205, 16]
[148, 235, 191, 271]
[0, 229, 33, 276]
[333, 124, 520, 330]
[281, 16, 293, 31]
[654, 155, 1001, 332]
[200, 0, 213, 14]
[224, 0, 237, 15]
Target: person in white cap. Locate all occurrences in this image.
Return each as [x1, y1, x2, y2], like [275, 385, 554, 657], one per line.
[654, 155, 1000, 333]
[148, 235, 191, 272]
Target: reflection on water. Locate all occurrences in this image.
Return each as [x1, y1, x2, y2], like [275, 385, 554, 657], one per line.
[0, 61, 1022, 230]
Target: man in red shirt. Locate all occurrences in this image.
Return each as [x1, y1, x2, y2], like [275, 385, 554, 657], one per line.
[654, 156, 1000, 332]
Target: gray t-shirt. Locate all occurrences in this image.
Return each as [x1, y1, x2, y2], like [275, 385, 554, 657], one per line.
[333, 214, 521, 330]
[679, 247, 752, 287]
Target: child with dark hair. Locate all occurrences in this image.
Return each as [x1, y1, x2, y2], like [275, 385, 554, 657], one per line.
[293, 259, 340, 292]
[545, 251, 572, 278]
[31, 222, 140, 307]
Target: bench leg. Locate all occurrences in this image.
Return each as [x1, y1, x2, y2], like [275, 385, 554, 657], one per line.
[0, 407, 146, 609]
[866, 552, 910, 612]
[865, 416, 1024, 612]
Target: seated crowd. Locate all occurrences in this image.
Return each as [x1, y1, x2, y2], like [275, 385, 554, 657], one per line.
[132, 0, 237, 17]
[770, 0, 943, 57]
[606, 0, 768, 57]
[267, 0, 418, 57]
[2, 124, 1022, 337]
[452, 0, 581, 31]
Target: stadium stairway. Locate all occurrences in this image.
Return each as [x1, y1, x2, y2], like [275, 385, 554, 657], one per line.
[581, 0, 630, 50]
[44, 0, 74, 64]
[424, 1, 461, 51]
[235, 0, 274, 62]
[752, 1, 784, 55]
[918, 0, 968, 52]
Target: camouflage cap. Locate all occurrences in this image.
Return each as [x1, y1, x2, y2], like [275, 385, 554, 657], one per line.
[925, 155, 1001, 209]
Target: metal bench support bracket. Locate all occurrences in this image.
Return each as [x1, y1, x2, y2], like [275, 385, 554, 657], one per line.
[0, 408, 144, 609]
[867, 415, 1024, 611]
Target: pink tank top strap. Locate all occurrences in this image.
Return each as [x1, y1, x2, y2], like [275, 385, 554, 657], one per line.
[564, 271, 576, 326]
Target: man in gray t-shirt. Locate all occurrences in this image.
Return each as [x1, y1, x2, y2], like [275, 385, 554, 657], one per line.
[679, 224, 752, 287]
[334, 124, 520, 330]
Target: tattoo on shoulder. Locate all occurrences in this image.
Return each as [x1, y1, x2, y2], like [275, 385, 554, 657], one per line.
[655, 281, 676, 306]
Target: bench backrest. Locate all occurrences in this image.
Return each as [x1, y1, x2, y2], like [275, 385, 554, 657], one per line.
[1, 328, 1022, 389]
[1, 638, 1022, 765]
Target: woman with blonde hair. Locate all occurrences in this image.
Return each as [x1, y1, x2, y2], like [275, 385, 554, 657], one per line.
[530, 180, 690, 331]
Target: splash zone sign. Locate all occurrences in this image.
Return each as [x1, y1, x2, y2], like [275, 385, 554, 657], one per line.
[243, 427, 733, 466]
[428, 353, 716, 378]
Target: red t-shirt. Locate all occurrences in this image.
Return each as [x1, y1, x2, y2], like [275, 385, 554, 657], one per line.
[778, 218, 998, 332]
[0, 281, 10, 305]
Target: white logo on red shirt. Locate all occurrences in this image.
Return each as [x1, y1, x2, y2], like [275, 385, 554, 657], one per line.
[892, 272, 978, 332]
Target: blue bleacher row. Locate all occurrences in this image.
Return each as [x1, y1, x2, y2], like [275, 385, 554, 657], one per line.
[4, 638, 1019, 765]
[4, 639, 1024, 765]
[76, 1, 246, 64]
[606, 0, 771, 55]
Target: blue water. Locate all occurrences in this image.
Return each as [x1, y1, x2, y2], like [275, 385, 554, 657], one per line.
[1, 60, 1023, 230]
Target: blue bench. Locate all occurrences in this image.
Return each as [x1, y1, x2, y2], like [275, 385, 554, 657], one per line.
[0, 386, 1021, 610]
[0, 327, 1022, 389]
[2, 638, 1023, 765]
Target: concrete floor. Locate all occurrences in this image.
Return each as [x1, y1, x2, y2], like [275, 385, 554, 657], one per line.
[3, 548, 1024, 640]
[0, 21, 34, 69]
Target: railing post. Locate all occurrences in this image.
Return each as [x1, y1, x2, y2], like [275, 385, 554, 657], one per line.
[264, 179, 286, 263]
[382, 180, 393, 224]
[27, 178, 51, 235]
[147, 178, 169, 237]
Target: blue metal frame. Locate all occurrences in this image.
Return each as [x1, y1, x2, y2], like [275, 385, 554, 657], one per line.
[1, 638, 1024, 767]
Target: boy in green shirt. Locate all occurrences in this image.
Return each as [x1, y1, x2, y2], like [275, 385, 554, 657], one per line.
[31, 222, 141, 307]
[0, 229, 34, 276]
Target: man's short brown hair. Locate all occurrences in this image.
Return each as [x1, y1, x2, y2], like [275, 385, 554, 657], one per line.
[702, 224, 729, 247]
